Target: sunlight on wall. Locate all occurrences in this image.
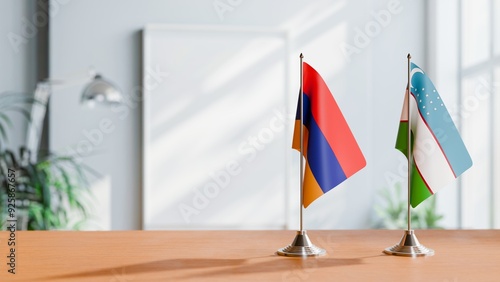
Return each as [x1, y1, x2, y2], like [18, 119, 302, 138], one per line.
[142, 0, 425, 230]
[461, 75, 492, 229]
[144, 26, 288, 229]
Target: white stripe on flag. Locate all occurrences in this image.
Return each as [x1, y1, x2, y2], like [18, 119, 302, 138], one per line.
[400, 89, 409, 121]
[411, 97, 456, 193]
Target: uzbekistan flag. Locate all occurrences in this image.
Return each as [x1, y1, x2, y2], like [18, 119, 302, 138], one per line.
[396, 63, 473, 208]
[293, 62, 366, 208]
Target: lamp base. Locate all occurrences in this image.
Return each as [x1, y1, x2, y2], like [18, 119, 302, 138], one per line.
[383, 230, 434, 257]
[277, 230, 326, 257]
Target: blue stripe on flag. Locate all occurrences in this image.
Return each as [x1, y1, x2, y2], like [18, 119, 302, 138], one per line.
[410, 63, 473, 176]
[300, 93, 347, 192]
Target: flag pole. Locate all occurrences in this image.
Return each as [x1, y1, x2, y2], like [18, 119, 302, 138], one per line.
[406, 53, 412, 232]
[383, 53, 434, 257]
[277, 53, 325, 257]
[299, 52, 304, 232]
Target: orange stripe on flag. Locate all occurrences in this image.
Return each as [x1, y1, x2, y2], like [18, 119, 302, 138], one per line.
[292, 120, 309, 157]
[293, 120, 323, 207]
[303, 163, 324, 208]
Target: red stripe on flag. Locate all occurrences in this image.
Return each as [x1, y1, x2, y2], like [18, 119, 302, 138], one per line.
[302, 62, 365, 177]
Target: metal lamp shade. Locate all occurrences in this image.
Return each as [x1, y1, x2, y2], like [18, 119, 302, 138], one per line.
[81, 74, 122, 106]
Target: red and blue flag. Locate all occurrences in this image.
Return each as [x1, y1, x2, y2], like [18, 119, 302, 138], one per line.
[293, 62, 366, 207]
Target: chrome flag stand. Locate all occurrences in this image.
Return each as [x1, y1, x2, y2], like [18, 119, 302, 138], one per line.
[277, 230, 326, 257]
[384, 230, 434, 257]
[277, 53, 325, 257]
[383, 54, 434, 257]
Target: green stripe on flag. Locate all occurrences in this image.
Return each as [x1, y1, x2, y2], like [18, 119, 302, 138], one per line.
[410, 162, 433, 208]
[395, 122, 408, 156]
[396, 121, 432, 208]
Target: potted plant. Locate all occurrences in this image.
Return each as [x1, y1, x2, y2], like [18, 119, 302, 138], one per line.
[373, 182, 444, 229]
[0, 92, 94, 230]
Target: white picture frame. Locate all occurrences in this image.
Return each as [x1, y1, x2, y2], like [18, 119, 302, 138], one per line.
[142, 24, 291, 230]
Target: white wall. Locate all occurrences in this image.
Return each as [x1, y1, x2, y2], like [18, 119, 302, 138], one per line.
[429, 0, 500, 229]
[0, 0, 38, 150]
[49, 0, 426, 230]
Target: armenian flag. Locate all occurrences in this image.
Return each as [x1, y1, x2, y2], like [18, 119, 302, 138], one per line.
[293, 62, 366, 208]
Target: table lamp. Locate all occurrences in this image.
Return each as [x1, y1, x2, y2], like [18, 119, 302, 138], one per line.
[26, 69, 122, 161]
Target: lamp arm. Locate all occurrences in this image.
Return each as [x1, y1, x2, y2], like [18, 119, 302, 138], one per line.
[25, 83, 51, 162]
[25, 68, 121, 160]
[25, 68, 96, 161]
[43, 68, 97, 91]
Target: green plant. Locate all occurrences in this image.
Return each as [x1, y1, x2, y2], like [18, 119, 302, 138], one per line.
[0, 148, 95, 230]
[373, 182, 444, 229]
[0, 92, 95, 230]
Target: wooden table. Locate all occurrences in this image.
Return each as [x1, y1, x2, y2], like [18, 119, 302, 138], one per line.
[0, 230, 499, 281]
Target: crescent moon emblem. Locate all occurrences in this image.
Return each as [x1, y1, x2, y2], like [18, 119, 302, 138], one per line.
[410, 67, 424, 89]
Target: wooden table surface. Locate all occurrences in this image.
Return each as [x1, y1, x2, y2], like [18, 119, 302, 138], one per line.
[0, 230, 499, 281]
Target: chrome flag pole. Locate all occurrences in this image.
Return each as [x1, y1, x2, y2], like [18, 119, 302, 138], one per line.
[277, 53, 325, 257]
[300, 52, 304, 233]
[383, 54, 434, 257]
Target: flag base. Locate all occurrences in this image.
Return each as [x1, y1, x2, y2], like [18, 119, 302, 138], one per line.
[383, 230, 434, 257]
[277, 230, 326, 257]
